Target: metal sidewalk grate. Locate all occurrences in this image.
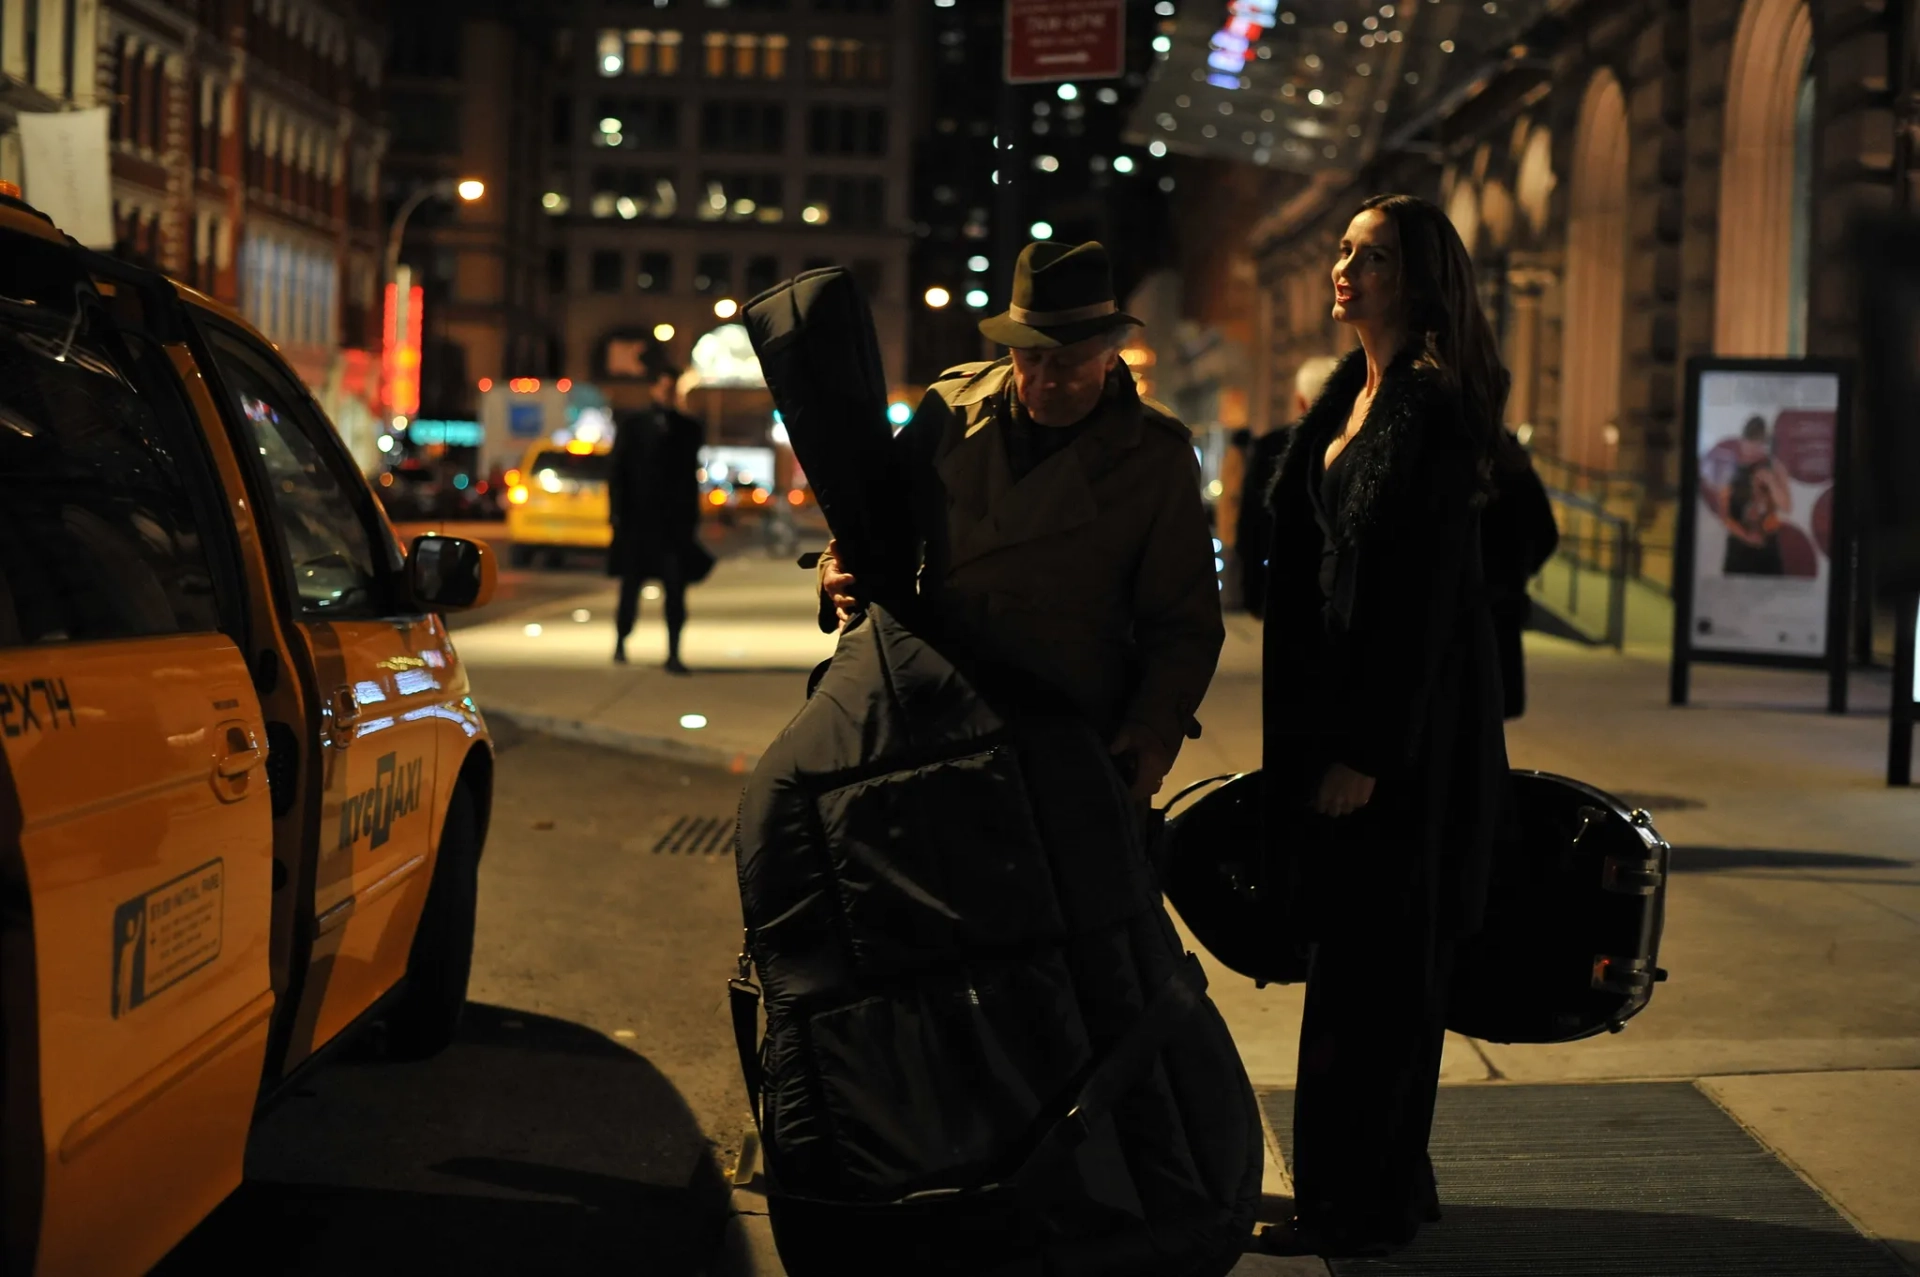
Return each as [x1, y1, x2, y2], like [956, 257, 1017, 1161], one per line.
[1258, 1083, 1910, 1276]
[652, 814, 734, 856]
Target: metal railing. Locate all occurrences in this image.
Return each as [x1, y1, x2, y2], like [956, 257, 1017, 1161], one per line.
[1534, 486, 1630, 649]
[1530, 452, 1675, 592]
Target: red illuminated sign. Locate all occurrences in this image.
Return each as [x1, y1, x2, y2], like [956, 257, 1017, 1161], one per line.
[381, 281, 423, 416]
[1005, 0, 1124, 84]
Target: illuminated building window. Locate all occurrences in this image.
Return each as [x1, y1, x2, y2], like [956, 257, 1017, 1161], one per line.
[764, 34, 788, 78]
[589, 168, 679, 219]
[618, 28, 681, 77]
[597, 29, 622, 76]
[802, 174, 884, 229]
[704, 31, 728, 77]
[699, 172, 785, 222]
[808, 36, 887, 83]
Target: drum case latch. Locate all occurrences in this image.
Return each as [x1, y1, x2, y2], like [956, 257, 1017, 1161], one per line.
[1601, 854, 1664, 895]
[1591, 954, 1656, 997]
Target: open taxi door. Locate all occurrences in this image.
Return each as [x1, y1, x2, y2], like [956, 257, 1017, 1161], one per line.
[0, 221, 275, 1275]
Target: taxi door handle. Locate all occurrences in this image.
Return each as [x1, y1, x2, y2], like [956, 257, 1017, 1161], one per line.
[327, 685, 362, 746]
[214, 721, 265, 779]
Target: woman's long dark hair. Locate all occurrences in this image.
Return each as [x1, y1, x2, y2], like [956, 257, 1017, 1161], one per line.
[1358, 193, 1509, 475]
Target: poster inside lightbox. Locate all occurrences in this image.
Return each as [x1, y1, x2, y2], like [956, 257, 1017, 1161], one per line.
[1690, 369, 1839, 658]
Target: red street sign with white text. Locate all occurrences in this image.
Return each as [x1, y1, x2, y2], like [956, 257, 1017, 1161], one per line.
[1005, 0, 1125, 83]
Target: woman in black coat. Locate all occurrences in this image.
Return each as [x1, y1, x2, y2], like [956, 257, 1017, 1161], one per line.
[1258, 194, 1509, 1258]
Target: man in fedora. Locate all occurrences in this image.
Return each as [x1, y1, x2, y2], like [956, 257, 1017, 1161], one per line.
[820, 240, 1223, 799]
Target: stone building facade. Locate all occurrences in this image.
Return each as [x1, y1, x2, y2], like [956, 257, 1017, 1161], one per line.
[1250, 0, 1913, 605]
[1, 0, 386, 418]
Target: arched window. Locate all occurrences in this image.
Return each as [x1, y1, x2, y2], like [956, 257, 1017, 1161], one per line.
[1715, 0, 1813, 355]
[1560, 70, 1629, 470]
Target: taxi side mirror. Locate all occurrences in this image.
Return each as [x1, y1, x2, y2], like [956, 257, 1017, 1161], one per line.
[409, 535, 497, 612]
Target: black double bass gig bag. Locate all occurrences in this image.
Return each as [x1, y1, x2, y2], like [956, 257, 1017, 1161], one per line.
[731, 272, 1264, 1276]
[1161, 769, 1670, 1044]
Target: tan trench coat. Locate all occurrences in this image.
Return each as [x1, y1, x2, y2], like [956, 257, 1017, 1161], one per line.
[893, 358, 1225, 757]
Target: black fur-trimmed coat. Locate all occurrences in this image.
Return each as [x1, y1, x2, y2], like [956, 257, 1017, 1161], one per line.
[1259, 348, 1509, 939]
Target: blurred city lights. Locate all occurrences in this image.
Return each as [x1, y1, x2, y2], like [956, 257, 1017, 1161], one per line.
[1029, 220, 1053, 238]
[801, 203, 827, 224]
[616, 196, 639, 219]
[573, 609, 592, 623]
[508, 485, 529, 504]
[601, 53, 622, 74]
[1057, 83, 1078, 101]
[680, 714, 708, 730]
[787, 489, 806, 506]
[376, 434, 394, 452]
[924, 286, 952, 308]
[1152, 34, 1172, 53]
[654, 322, 676, 341]
[713, 298, 739, 319]
[541, 191, 565, 210]
[1149, 140, 1168, 156]
[453, 473, 470, 490]
[557, 377, 573, 392]
[477, 377, 493, 392]
[509, 377, 541, 393]
[456, 179, 485, 201]
[524, 624, 543, 637]
[1035, 154, 1060, 172]
[391, 415, 408, 429]
[599, 117, 622, 134]
[1113, 155, 1136, 173]
[967, 254, 989, 272]
[964, 288, 989, 309]
[886, 401, 914, 426]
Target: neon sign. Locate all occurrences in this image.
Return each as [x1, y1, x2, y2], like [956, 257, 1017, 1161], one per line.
[1207, 0, 1277, 87]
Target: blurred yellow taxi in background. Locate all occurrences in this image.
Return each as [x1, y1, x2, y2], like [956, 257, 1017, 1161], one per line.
[503, 439, 612, 567]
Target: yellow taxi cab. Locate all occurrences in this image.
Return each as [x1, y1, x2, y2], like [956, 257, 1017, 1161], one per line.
[0, 191, 499, 1275]
[502, 438, 613, 567]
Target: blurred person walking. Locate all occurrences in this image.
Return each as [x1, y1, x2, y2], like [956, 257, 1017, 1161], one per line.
[816, 240, 1223, 803]
[1481, 429, 1559, 717]
[609, 366, 706, 672]
[1256, 194, 1509, 1258]
[1237, 355, 1341, 617]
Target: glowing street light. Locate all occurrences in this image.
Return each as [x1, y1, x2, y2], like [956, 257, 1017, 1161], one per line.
[653, 322, 676, 342]
[964, 288, 989, 309]
[924, 286, 952, 309]
[1029, 220, 1054, 239]
[456, 178, 485, 202]
[1113, 155, 1136, 174]
[714, 298, 739, 319]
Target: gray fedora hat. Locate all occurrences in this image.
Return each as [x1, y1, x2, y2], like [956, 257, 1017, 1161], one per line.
[978, 240, 1142, 349]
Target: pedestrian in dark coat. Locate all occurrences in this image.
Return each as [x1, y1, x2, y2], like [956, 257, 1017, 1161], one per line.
[608, 367, 705, 672]
[1480, 430, 1559, 717]
[1257, 195, 1510, 1260]
[1238, 355, 1342, 618]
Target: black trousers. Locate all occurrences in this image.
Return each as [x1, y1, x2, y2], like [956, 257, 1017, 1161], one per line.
[615, 554, 688, 657]
[1290, 911, 1454, 1239]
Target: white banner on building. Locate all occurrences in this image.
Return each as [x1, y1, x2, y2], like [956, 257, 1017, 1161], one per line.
[18, 108, 114, 248]
[1688, 368, 1841, 658]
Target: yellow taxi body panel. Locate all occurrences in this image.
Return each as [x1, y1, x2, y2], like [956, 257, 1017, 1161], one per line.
[1, 637, 274, 1277]
[1, 204, 494, 1275]
[507, 442, 614, 550]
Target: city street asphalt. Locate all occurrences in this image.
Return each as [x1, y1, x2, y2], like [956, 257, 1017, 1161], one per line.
[158, 527, 1919, 1276]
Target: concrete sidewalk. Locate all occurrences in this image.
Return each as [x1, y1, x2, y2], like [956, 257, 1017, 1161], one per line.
[454, 554, 1920, 1274]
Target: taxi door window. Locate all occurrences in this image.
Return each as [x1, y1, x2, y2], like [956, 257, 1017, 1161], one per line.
[203, 330, 396, 619]
[0, 305, 226, 647]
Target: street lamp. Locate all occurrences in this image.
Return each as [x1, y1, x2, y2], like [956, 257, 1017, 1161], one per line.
[382, 177, 484, 417]
[385, 176, 485, 285]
